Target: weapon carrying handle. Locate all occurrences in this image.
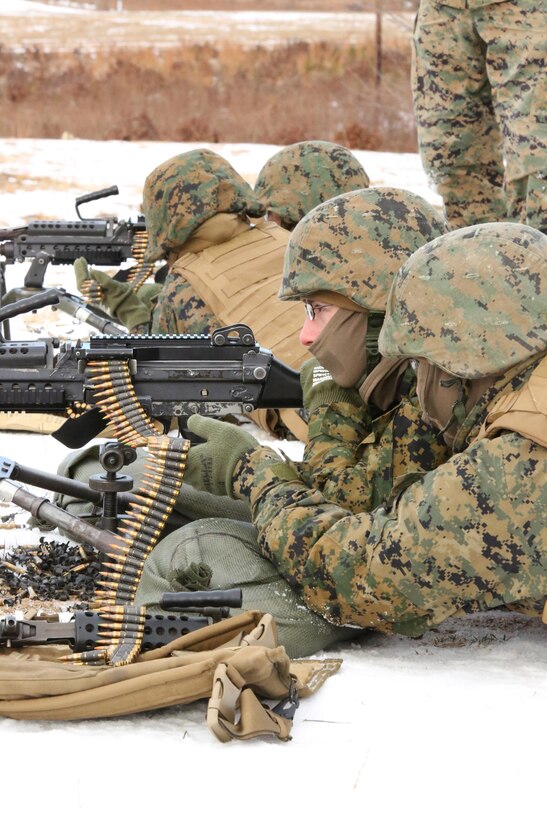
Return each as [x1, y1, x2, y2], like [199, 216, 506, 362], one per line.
[161, 589, 243, 610]
[75, 186, 119, 219]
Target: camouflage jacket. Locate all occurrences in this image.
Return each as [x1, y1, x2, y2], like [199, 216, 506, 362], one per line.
[234, 364, 547, 636]
[298, 394, 451, 513]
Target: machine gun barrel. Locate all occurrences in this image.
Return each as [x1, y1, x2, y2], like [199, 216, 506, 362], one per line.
[0, 478, 125, 558]
[52, 289, 128, 336]
[0, 454, 135, 507]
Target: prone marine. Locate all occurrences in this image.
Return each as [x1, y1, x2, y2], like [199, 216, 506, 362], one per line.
[134, 221, 547, 654]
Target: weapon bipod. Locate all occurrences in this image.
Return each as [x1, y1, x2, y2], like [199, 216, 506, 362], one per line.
[88, 441, 137, 532]
[0, 444, 187, 537]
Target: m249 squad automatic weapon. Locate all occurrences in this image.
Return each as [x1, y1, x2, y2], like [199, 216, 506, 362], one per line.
[0, 186, 149, 337]
[0, 185, 147, 291]
[0, 293, 303, 447]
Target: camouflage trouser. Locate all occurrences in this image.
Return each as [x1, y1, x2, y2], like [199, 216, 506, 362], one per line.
[134, 518, 363, 659]
[412, 0, 547, 231]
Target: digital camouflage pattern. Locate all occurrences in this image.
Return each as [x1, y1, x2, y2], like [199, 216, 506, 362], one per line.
[278, 187, 447, 309]
[229, 228, 547, 634]
[412, 0, 547, 231]
[142, 149, 264, 263]
[131, 189, 547, 648]
[298, 386, 451, 514]
[254, 141, 370, 230]
[233, 362, 546, 635]
[280, 187, 450, 510]
[380, 222, 547, 378]
[151, 276, 216, 336]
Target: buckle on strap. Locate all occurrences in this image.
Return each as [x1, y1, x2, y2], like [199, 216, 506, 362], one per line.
[272, 674, 300, 721]
[207, 662, 294, 743]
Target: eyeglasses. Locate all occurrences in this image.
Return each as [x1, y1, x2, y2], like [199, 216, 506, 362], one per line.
[304, 302, 333, 321]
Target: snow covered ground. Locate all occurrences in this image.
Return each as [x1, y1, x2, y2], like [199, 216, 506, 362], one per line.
[2, 0, 412, 50]
[0, 137, 544, 818]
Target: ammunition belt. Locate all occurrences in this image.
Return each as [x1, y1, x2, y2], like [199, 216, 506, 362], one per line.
[80, 230, 153, 304]
[125, 231, 154, 295]
[87, 358, 160, 446]
[79, 276, 103, 304]
[65, 604, 147, 666]
[65, 357, 190, 666]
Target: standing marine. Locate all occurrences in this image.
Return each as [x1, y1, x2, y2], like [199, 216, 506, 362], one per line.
[412, 0, 546, 232]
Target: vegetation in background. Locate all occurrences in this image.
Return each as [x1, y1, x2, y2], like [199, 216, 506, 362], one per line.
[0, 2, 418, 151]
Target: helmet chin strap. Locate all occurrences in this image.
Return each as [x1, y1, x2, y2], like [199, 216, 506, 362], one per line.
[415, 361, 465, 445]
[419, 366, 497, 447]
[363, 311, 384, 379]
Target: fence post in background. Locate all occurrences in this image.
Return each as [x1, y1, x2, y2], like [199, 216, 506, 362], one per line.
[375, 1, 383, 134]
[375, 1, 383, 88]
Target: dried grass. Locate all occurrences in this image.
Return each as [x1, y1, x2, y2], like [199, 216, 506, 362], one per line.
[0, 5, 418, 151]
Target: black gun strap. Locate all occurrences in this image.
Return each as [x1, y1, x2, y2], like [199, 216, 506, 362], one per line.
[53, 407, 107, 448]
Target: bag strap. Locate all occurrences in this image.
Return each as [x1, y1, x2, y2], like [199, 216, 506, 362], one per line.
[207, 661, 297, 742]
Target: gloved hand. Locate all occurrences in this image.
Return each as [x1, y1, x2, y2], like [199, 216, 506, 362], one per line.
[74, 257, 153, 332]
[300, 358, 361, 415]
[182, 415, 259, 497]
[74, 257, 102, 300]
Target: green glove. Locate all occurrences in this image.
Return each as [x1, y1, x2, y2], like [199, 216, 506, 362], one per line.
[136, 282, 162, 313]
[74, 257, 153, 332]
[300, 358, 361, 415]
[74, 257, 98, 297]
[183, 415, 259, 497]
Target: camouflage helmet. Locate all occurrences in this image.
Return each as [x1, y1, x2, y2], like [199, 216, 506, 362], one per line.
[379, 222, 547, 379]
[279, 187, 447, 310]
[254, 141, 370, 230]
[142, 149, 264, 262]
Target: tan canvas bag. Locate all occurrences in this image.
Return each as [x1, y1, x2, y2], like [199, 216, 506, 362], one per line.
[0, 611, 341, 741]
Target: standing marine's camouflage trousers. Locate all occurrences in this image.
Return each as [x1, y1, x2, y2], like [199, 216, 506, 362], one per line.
[412, 0, 547, 231]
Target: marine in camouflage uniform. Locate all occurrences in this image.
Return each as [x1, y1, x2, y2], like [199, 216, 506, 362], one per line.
[57, 188, 447, 511]
[412, 0, 547, 232]
[134, 188, 455, 656]
[136, 222, 547, 653]
[254, 140, 370, 231]
[279, 187, 450, 513]
[144, 148, 310, 439]
[145, 149, 275, 339]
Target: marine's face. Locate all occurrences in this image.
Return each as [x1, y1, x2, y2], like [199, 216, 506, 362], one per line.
[299, 300, 339, 346]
